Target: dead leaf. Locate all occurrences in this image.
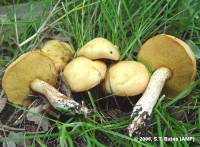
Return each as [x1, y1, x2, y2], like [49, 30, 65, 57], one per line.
[2, 132, 31, 147]
[3, 140, 16, 147]
[26, 104, 50, 131]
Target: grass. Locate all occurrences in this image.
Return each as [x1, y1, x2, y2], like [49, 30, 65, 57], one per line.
[0, 0, 200, 146]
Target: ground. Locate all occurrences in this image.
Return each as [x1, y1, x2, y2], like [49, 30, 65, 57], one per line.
[0, 0, 200, 146]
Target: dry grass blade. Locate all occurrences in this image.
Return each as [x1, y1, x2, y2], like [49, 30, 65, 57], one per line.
[0, 98, 7, 113]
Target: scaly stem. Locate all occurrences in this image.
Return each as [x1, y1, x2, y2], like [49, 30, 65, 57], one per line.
[31, 79, 90, 115]
[128, 67, 171, 136]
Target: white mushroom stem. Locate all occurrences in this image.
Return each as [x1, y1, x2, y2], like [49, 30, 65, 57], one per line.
[128, 67, 171, 136]
[31, 79, 90, 115]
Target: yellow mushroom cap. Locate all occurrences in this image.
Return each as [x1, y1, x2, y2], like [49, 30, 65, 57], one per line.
[138, 34, 196, 98]
[77, 38, 120, 60]
[42, 40, 74, 71]
[104, 61, 149, 96]
[2, 51, 57, 106]
[63, 57, 107, 92]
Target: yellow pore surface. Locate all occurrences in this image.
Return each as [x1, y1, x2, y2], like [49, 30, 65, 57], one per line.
[2, 51, 57, 106]
[138, 34, 196, 98]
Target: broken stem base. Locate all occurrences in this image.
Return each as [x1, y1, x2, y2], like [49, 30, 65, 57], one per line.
[31, 79, 90, 115]
[128, 67, 171, 136]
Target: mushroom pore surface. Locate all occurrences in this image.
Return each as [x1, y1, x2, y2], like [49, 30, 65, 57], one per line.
[2, 51, 57, 106]
[138, 34, 196, 98]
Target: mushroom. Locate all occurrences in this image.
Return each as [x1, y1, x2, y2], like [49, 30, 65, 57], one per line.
[128, 34, 196, 136]
[104, 61, 149, 96]
[2, 51, 89, 114]
[63, 57, 107, 92]
[42, 40, 74, 71]
[64, 37, 119, 92]
[77, 38, 120, 60]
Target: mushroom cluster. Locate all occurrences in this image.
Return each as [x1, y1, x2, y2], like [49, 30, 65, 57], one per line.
[2, 34, 197, 136]
[63, 37, 149, 97]
[63, 38, 120, 92]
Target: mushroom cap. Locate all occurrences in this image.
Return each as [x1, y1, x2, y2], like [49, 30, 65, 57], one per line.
[138, 34, 196, 98]
[104, 61, 149, 96]
[2, 51, 57, 106]
[42, 40, 74, 71]
[77, 38, 120, 60]
[63, 57, 107, 92]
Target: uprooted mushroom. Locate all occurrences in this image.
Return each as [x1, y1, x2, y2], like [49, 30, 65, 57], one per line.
[2, 51, 89, 115]
[128, 34, 197, 136]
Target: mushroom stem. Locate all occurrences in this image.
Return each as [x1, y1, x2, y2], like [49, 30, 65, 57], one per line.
[31, 79, 90, 115]
[128, 67, 171, 136]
